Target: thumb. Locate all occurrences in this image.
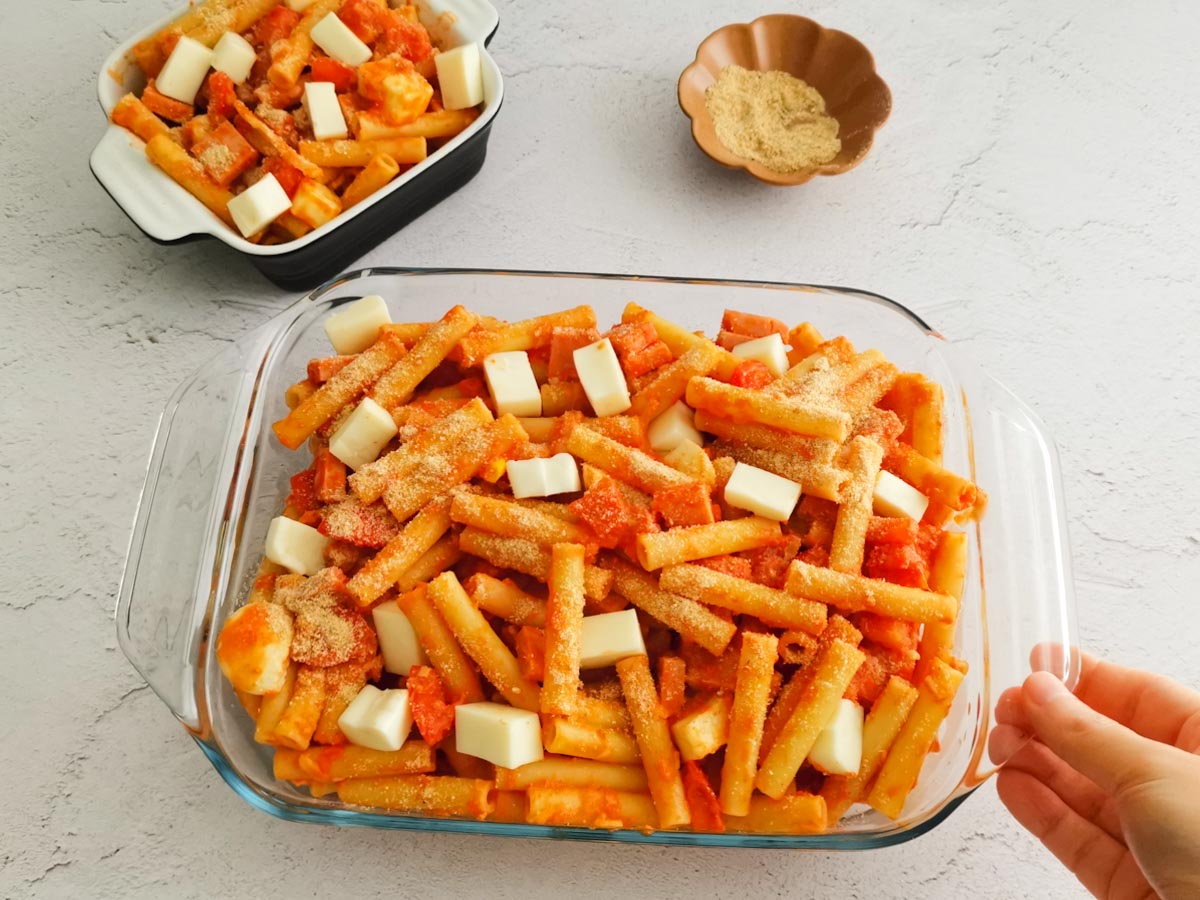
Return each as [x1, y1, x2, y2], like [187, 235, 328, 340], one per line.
[1021, 671, 1159, 797]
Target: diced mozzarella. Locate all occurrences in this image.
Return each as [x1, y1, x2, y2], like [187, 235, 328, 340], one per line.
[808, 699, 864, 776]
[216, 602, 293, 694]
[227, 174, 291, 238]
[155, 35, 213, 104]
[455, 702, 544, 769]
[724, 462, 801, 522]
[663, 439, 714, 482]
[372, 601, 428, 675]
[670, 692, 731, 761]
[338, 685, 414, 751]
[873, 470, 930, 521]
[328, 397, 397, 470]
[579, 609, 646, 669]
[325, 294, 392, 354]
[284, 0, 319, 9]
[303, 81, 349, 141]
[264, 516, 329, 576]
[483, 351, 542, 417]
[731, 333, 789, 378]
[310, 12, 372, 67]
[647, 401, 702, 453]
[211, 31, 256, 84]
[434, 42, 484, 111]
[506, 453, 581, 499]
[542, 452, 582, 494]
[573, 338, 631, 417]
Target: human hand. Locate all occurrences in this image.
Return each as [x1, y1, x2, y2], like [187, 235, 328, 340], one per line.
[990, 653, 1200, 899]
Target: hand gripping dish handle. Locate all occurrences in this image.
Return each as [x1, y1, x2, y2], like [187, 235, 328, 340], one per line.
[115, 334, 271, 731]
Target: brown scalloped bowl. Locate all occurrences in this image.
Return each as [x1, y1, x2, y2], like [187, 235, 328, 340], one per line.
[679, 15, 891, 186]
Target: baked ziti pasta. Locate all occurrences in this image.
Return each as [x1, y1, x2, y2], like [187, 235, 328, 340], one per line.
[216, 298, 986, 832]
[112, 0, 485, 242]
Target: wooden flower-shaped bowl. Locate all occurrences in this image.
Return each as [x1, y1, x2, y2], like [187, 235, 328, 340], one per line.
[679, 15, 891, 186]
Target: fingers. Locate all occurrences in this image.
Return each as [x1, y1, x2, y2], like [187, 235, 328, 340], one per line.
[1021, 671, 1162, 797]
[1002, 732, 1123, 839]
[1072, 652, 1200, 747]
[996, 768, 1149, 899]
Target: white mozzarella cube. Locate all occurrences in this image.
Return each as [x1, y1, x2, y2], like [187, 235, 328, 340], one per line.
[808, 699, 864, 776]
[372, 601, 429, 675]
[284, 0, 319, 9]
[506, 453, 581, 499]
[663, 439, 715, 482]
[325, 294, 392, 354]
[542, 452, 582, 495]
[328, 398, 398, 470]
[155, 35, 213, 104]
[227, 174, 291, 238]
[580, 609, 646, 669]
[264, 516, 329, 576]
[434, 42, 484, 111]
[303, 81, 349, 140]
[873, 470, 930, 521]
[338, 685, 414, 751]
[483, 351, 542, 417]
[724, 462, 801, 522]
[647, 401, 702, 453]
[310, 12, 372, 67]
[573, 338, 631, 417]
[211, 31, 256, 84]
[731, 333, 789, 378]
[455, 702, 544, 769]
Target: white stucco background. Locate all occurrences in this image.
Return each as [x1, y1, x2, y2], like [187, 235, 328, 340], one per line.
[4, 1, 1199, 897]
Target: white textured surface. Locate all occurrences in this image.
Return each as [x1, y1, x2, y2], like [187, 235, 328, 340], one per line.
[3, 0, 1199, 897]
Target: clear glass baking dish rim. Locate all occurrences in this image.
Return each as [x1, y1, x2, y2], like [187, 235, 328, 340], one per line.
[117, 267, 1080, 848]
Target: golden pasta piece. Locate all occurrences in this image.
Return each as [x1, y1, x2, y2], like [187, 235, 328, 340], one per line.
[397, 584, 485, 704]
[828, 436, 885, 575]
[755, 639, 865, 799]
[617, 655, 691, 829]
[458, 306, 598, 368]
[686, 376, 851, 442]
[659, 564, 826, 634]
[346, 497, 453, 607]
[720, 632, 779, 816]
[565, 427, 691, 494]
[606, 558, 737, 657]
[525, 785, 657, 830]
[820, 676, 919, 821]
[542, 717, 640, 764]
[428, 572, 542, 712]
[541, 544, 587, 716]
[494, 756, 648, 793]
[785, 559, 957, 624]
[466, 573, 547, 627]
[457, 528, 613, 601]
[635, 517, 781, 571]
[296, 741, 437, 782]
[337, 775, 493, 819]
[867, 658, 966, 819]
[273, 331, 409, 450]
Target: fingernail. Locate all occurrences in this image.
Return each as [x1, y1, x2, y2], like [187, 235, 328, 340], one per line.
[1024, 671, 1067, 706]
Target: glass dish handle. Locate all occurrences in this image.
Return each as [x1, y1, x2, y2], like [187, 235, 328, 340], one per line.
[945, 343, 1081, 786]
[115, 336, 270, 731]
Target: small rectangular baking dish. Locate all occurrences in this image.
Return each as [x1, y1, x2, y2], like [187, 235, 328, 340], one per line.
[90, 2, 503, 290]
[116, 268, 1078, 847]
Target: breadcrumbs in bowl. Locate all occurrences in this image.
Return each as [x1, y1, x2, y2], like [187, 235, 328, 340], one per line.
[679, 14, 892, 186]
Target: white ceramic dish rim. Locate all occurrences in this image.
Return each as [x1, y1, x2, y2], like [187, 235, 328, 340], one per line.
[90, 0, 502, 256]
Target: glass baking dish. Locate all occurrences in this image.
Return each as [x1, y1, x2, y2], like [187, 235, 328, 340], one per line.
[116, 268, 1077, 848]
